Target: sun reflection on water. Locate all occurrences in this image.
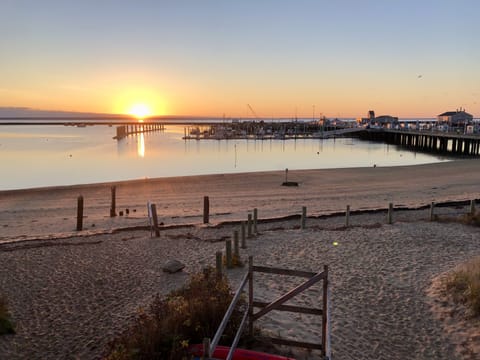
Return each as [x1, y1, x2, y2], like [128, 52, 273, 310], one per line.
[137, 132, 145, 157]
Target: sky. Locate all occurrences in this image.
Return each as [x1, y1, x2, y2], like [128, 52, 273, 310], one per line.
[0, 0, 479, 118]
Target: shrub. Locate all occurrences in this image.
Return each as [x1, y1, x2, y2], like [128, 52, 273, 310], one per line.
[104, 267, 245, 360]
[445, 256, 480, 317]
[0, 295, 15, 335]
[461, 213, 480, 227]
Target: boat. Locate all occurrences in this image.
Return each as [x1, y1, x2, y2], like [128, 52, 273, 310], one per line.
[189, 344, 296, 360]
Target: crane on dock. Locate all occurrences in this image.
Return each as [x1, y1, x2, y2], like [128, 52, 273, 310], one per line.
[247, 104, 261, 121]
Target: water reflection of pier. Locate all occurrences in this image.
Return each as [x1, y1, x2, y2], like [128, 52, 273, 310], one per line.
[113, 123, 164, 140]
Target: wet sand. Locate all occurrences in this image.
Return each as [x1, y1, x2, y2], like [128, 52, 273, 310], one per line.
[2, 160, 480, 242]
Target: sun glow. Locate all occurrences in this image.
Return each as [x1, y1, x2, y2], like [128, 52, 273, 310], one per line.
[128, 103, 152, 119]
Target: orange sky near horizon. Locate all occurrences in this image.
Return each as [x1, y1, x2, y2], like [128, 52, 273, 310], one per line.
[1, 1, 479, 119]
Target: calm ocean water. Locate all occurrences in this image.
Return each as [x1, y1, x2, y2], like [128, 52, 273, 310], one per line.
[0, 124, 452, 190]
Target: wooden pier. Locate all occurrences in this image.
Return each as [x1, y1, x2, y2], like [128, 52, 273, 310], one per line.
[113, 123, 164, 140]
[358, 129, 480, 156]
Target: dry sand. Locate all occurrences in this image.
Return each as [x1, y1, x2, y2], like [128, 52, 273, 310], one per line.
[1, 161, 480, 359]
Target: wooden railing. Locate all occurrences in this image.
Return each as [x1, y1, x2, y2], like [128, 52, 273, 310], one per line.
[249, 257, 329, 357]
[203, 256, 330, 359]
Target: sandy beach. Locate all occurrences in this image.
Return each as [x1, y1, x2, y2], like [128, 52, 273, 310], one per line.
[2, 160, 480, 242]
[1, 160, 480, 359]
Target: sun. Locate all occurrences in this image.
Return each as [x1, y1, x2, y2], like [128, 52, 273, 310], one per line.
[128, 103, 152, 119]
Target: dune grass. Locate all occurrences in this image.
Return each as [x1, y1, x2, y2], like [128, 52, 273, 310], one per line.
[445, 256, 480, 317]
[0, 295, 15, 335]
[104, 267, 245, 360]
[453, 211, 480, 227]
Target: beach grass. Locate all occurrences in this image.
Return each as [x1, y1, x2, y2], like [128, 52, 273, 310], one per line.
[445, 256, 480, 317]
[461, 213, 480, 227]
[104, 267, 245, 360]
[0, 295, 15, 335]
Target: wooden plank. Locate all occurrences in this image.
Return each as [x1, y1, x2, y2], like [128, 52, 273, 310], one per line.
[252, 270, 325, 321]
[252, 301, 323, 316]
[252, 265, 317, 278]
[248, 256, 254, 337]
[210, 271, 249, 355]
[258, 336, 323, 350]
[226, 306, 249, 360]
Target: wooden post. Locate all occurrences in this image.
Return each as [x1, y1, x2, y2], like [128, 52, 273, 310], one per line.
[253, 208, 258, 234]
[216, 251, 223, 277]
[150, 203, 160, 237]
[203, 337, 211, 359]
[110, 186, 116, 217]
[301, 206, 307, 229]
[247, 214, 253, 238]
[248, 256, 254, 337]
[321, 265, 329, 358]
[203, 196, 209, 224]
[76, 195, 83, 231]
[226, 240, 233, 269]
[387, 202, 393, 224]
[345, 205, 350, 227]
[470, 200, 476, 215]
[233, 230, 240, 259]
[241, 222, 246, 249]
[430, 202, 435, 221]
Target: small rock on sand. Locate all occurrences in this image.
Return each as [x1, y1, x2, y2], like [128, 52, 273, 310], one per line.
[162, 259, 185, 273]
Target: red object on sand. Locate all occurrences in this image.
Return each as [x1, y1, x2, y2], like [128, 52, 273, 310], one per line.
[188, 344, 296, 360]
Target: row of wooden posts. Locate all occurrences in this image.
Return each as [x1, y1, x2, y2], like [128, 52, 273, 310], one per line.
[115, 123, 165, 140]
[75, 189, 477, 232]
[76, 186, 119, 231]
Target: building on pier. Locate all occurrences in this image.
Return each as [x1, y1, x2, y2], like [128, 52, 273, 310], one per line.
[358, 110, 398, 129]
[373, 115, 399, 128]
[437, 109, 473, 128]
